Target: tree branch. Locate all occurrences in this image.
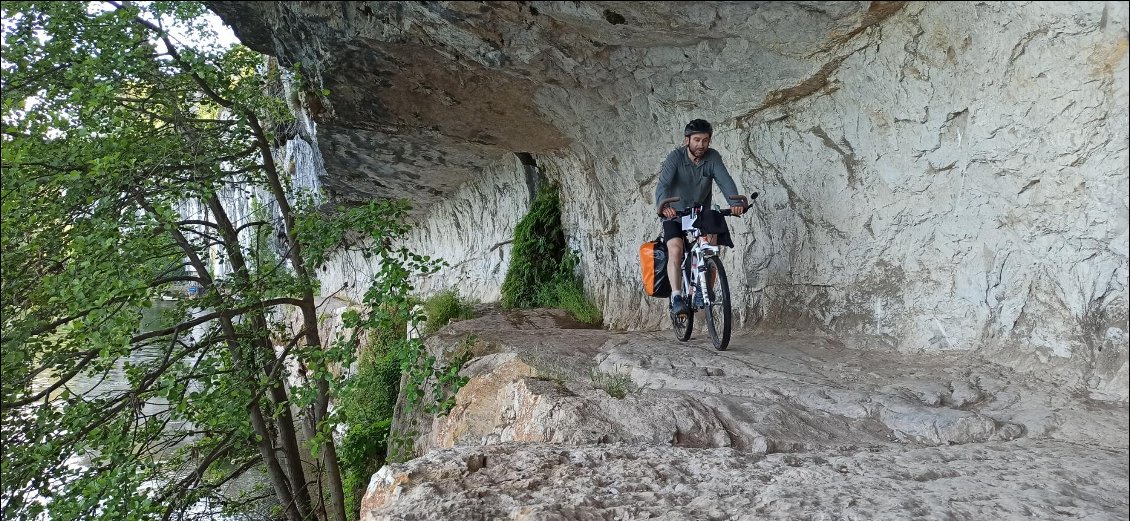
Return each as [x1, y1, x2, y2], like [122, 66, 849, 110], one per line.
[129, 297, 305, 345]
[1, 350, 100, 411]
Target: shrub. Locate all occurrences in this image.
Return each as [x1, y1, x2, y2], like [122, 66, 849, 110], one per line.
[536, 252, 602, 326]
[501, 184, 602, 325]
[421, 289, 474, 335]
[337, 322, 408, 520]
[501, 184, 566, 308]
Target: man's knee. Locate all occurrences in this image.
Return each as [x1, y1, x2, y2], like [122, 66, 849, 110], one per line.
[666, 239, 683, 260]
[664, 238, 682, 267]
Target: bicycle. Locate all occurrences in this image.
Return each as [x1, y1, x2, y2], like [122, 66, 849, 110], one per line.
[657, 193, 757, 351]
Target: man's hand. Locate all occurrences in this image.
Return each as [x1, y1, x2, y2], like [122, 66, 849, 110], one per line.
[730, 205, 745, 217]
[662, 206, 677, 219]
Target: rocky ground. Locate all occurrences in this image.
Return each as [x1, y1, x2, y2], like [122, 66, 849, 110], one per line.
[363, 309, 1129, 520]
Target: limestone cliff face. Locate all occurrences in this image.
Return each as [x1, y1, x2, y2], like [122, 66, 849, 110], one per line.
[207, 1, 1129, 400]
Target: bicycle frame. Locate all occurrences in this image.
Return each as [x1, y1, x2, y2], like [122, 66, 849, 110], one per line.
[658, 192, 755, 350]
[677, 209, 719, 311]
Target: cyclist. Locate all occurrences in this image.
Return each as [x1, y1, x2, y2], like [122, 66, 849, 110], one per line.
[655, 118, 744, 317]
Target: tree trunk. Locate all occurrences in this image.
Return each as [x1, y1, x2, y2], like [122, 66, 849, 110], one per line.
[205, 195, 319, 519]
[154, 198, 312, 521]
[252, 114, 348, 521]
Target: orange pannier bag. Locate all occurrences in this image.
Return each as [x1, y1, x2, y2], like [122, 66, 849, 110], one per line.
[639, 236, 671, 298]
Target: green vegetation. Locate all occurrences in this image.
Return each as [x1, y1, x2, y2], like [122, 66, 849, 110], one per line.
[385, 334, 475, 465]
[336, 324, 406, 520]
[500, 184, 602, 325]
[1, 3, 440, 521]
[591, 368, 638, 399]
[337, 304, 476, 519]
[421, 289, 475, 335]
[537, 251, 603, 325]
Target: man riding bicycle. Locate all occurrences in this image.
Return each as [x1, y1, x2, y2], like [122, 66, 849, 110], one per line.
[655, 118, 745, 317]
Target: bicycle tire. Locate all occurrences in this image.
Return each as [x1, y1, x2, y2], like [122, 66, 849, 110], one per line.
[704, 256, 731, 350]
[672, 306, 693, 341]
[672, 254, 694, 341]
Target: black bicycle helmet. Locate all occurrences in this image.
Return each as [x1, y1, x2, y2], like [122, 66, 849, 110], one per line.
[684, 118, 713, 137]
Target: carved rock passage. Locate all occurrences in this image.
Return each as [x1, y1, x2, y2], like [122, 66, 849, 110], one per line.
[366, 310, 1129, 520]
[404, 311, 1126, 455]
[360, 441, 1128, 520]
[207, 2, 1130, 400]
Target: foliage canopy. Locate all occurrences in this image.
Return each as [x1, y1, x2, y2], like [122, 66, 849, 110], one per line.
[1, 2, 436, 520]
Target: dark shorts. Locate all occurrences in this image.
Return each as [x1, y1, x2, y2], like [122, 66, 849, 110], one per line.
[660, 211, 734, 247]
[661, 219, 684, 243]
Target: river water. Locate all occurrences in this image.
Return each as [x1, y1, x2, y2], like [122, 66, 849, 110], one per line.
[27, 300, 273, 520]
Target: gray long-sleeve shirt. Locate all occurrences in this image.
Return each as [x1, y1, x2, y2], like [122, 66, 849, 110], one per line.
[654, 146, 740, 212]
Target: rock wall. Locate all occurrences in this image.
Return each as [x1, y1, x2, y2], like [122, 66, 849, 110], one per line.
[207, 1, 1129, 400]
[317, 153, 540, 305]
[728, 2, 1130, 402]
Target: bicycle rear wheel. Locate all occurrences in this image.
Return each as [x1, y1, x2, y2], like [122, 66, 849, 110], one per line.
[704, 256, 731, 350]
[671, 307, 693, 341]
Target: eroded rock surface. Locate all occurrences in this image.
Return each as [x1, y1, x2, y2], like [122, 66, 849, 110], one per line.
[362, 441, 1127, 521]
[200, 1, 1130, 516]
[208, 1, 1129, 401]
[367, 310, 1128, 520]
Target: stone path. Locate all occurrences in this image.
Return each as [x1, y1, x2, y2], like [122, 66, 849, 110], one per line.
[365, 310, 1129, 520]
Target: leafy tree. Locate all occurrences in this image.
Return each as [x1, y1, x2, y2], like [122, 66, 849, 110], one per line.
[1, 2, 434, 520]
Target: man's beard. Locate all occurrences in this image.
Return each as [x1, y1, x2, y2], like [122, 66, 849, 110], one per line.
[690, 147, 706, 159]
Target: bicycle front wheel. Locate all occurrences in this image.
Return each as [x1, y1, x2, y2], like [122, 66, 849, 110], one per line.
[704, 256, 731, 350]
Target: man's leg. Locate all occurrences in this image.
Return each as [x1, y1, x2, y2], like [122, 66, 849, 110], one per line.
[662, 219, 688, 316]
[666, 236, 684, 294]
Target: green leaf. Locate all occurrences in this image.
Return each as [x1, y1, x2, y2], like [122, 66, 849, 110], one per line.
[2, 3, 443, 520]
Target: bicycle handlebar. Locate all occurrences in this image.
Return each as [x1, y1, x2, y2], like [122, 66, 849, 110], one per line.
[657, 192, 759, 217]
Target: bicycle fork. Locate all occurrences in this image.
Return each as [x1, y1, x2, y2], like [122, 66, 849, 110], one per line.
[684, 243, 718, 310]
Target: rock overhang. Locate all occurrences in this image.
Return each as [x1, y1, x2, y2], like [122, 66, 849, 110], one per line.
[205, 1, 884, 213]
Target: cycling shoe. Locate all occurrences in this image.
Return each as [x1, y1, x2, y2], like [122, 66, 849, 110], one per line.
[671, 294, 689, 316]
